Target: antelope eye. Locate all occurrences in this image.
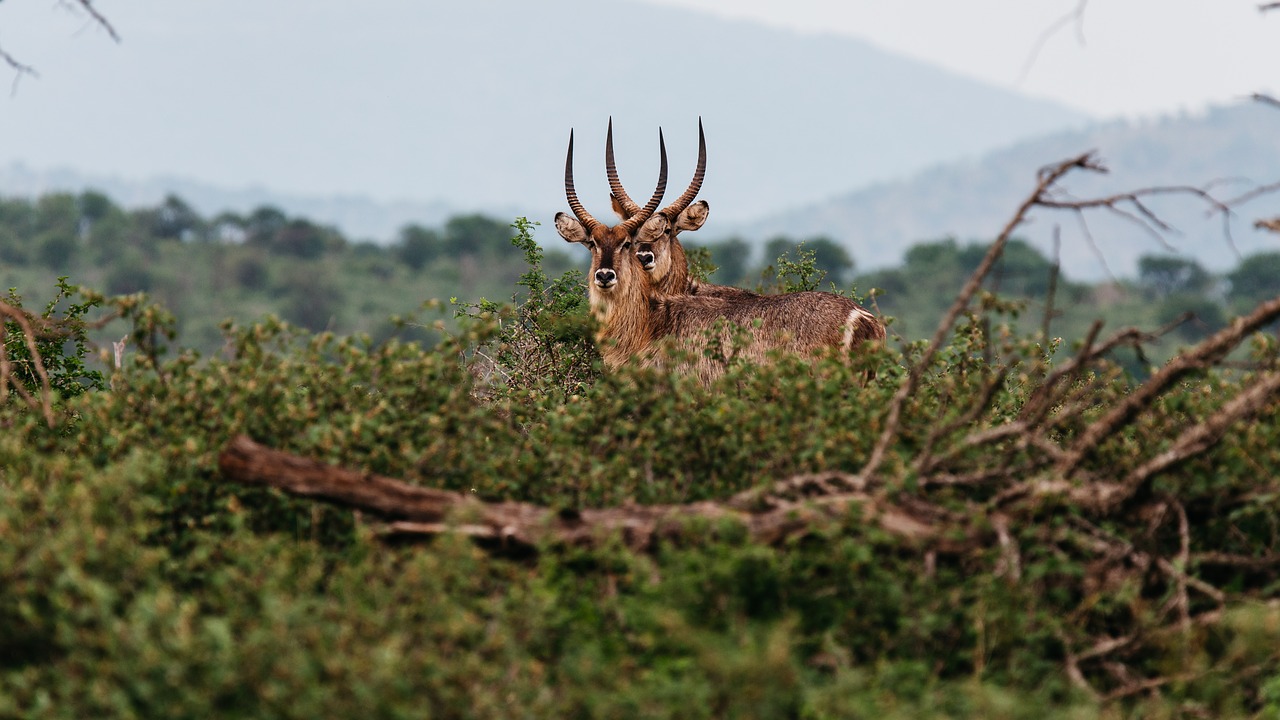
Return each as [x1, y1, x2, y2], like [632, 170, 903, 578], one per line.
[621, 241, 632, 250]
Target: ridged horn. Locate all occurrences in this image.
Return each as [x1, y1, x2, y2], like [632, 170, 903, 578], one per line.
[605, 117, 642, 217]
[618, 128, 668, 234]
[564, 129, 602, 235]
[659, 117, 706, 219]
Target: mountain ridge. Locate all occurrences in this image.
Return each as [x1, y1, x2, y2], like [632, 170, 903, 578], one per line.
[0, 0, 1084, 230]
[735, 102, 1280, 280]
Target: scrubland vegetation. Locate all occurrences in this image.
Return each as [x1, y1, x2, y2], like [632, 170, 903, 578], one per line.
[3, 157, 1280, 717]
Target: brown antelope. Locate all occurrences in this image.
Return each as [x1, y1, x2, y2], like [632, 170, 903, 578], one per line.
[553, 127, 670, 371]
[556, 125, 885, 383]
[604, 118, 746, 299]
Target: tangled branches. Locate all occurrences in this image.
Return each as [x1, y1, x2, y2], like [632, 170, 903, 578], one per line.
[0, 300, 55, 427]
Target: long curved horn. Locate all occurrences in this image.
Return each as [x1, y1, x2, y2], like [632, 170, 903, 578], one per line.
[605, 117, 642, 217]
[659, 117, 706, 219]
[618, 129, 668, 234]
[564, 129, 602, 235]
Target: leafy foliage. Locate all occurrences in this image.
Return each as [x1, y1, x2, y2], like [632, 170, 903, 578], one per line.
[2, 193, 1280, 715]
[1, 278, 106, 416]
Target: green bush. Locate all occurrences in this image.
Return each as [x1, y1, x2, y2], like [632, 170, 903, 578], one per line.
[1, 223, 1279, 717]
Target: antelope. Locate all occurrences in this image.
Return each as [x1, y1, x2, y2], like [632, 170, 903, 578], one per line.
[604, 118, 746, 300]
[555, 125, 885, 383]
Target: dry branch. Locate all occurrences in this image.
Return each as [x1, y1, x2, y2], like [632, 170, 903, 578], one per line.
[861, 153, 1098, 482]
[0, 300, 56, 427]
[1019, 0, 1089, 83]
[216, 436, 939, 551]
[61, 0, 121, 42]
[1057, 294, 1280, 479]
[1113, 370, 1280, 510]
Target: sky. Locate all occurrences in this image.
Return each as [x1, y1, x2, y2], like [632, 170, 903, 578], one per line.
[644, 0, 1280, 119]
[0, 0, 1275, 240]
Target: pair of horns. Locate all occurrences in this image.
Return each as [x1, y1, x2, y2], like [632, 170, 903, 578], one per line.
[608, 118, 706, 222]
[564, 119, 705, 235]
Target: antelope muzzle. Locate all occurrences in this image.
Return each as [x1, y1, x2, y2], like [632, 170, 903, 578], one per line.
[594, 268, 618, 290]
[636, 245, 656, 271]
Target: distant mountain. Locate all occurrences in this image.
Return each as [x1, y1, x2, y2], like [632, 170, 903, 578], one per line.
[0, 0, 1085, 232]
[740, 102, 1280, 280]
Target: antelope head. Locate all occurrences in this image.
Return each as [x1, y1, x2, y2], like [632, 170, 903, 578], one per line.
[555, 126, 669, 318]
[607, 118, 709, 294]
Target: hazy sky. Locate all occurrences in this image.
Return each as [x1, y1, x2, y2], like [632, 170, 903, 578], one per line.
[646, 0, 1280, 118]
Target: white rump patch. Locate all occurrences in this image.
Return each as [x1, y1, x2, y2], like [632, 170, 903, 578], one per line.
[842, 307, 877, 349]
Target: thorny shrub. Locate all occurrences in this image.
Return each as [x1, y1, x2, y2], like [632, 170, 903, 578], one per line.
[2, 220, 1280, 716]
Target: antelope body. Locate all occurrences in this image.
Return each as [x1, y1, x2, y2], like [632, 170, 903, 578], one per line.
[556, 123, 884, 383]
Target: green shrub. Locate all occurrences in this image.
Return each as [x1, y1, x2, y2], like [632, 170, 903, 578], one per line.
[1, 223, 1279, 717]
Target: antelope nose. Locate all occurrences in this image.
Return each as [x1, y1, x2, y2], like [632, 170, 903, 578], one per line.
[637, 251, 655, 269]
[594, 269, 617, 288]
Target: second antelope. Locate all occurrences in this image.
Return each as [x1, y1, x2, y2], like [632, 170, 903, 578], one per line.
[555, 123, 885, 383]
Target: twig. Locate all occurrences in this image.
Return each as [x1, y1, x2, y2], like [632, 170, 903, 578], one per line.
[992, 513, 1022, 581]
[1192, 551, 1280, 568]
[0, 300, 56, 427]
[1057, 629, 1102, 702]
[0, 45, 39, 96]
[861, 153, 1099, 483]
[1223, 179, 1280, 209]
[1172, 499, 1192, 635]
[60, 0, 121, 42]
[915, 367, 1009, 475]
[1254, 93, 1280, 108]
[1040, 184, 1235, 254]
[1057, 295, 1280, 481]
[1261, 4, 1280, 14]
[1071, 211, 1119, 282]
[1114, 370, 1280, 510]
[1019, 0, 1089, 83]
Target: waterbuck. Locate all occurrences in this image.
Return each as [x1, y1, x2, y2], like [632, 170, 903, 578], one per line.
[555, 125, 884, 383]
[604, 119, 745, 300]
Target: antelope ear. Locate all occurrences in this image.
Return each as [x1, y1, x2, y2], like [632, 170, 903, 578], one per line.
[637, 213, 671, 241]
[555, 212, 588, 244]
[675, 200, 709, 233]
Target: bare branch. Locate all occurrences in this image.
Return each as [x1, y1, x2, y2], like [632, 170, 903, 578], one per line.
[0, 44, 39, 95]
[1115, 371, 1280, 509]
[1019, 0, 1089, 83]
[1223, 179, 1280, 209]
[0, 300, 56, 427]
[1058, 295, 1280, 482]
[217, 436, 941, 552]
[1041, 183, 1235, 255]
[861, 153, 1100, 483]
[1261, 3, 1280, 13]
[60, 0, 121, 43]
[1254, 93, 1280, 108]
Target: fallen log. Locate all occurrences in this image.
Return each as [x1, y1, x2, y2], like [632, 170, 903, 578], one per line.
[217, 435, 939, 551]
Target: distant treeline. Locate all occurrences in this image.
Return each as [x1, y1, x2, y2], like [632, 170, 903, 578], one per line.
[1, 189, 1275, 365]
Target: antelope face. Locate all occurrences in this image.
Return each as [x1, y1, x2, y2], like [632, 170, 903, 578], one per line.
[555, 125, 668, 305]
[555, 217, 640, 295]
[636, 200, 710, 285]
